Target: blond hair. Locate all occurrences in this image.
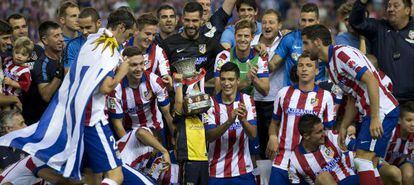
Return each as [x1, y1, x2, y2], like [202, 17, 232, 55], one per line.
[13, 36, 34, 55]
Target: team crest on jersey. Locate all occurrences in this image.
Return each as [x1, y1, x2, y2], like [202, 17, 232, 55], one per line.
[323, 146, 335, 158]
[199, 44, 207, 54]
[31, 51, 38, 61]
[406, 30, 414, 43]
[107, 97, 117, 109]
[310, 97, 319, 106]
[217, 59, 225, 70]
[291, 52, 301, 61]
[143, 90, 152, 100]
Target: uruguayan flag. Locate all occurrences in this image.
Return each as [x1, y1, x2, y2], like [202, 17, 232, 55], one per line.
[0, 28, 121, 179]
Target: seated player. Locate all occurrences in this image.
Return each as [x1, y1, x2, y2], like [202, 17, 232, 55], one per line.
[383, 101, 414, 185]
[108, 46, 173, 138]
[117, 126, 171, 175]
[288, 114, 358, 185]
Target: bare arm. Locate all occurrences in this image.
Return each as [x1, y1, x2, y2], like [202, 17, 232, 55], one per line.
[99, 59, 129, 94]
[38, 78, 62, 102]
[136, 128, 171, 167]
[268, 55, 284, 73]
[361, 70, 383, 138]
[136, 128, 168, 154]
[173, 74, 184, 115]
[111, 118, 126, 138]
[206, 119, 233, 142]
[338, 96, 357, 150]
[3, 77, 21, 89]
[266, 119, 280, 159]
[222, 0, 236, 15]
[214, 77, 221, 94]
[160, 104, 175, 135]
[252, 77, 269, 96]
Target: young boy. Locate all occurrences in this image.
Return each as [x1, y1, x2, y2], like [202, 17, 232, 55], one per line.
[384, 101, 414, 185]
[2, 36, 33, 97]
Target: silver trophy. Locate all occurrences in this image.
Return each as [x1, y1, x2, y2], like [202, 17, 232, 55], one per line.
[172, 58, 211, 115]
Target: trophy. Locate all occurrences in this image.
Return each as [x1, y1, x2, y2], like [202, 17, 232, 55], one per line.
[172, 58, 211, 115]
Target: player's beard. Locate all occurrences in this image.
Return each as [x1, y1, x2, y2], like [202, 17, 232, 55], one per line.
[184, 26, 199, 39]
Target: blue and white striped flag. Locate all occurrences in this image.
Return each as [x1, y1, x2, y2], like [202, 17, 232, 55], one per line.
[0, 28, 121, 179]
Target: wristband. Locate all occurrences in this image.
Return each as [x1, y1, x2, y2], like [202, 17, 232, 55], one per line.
[174, 82, 182, 91]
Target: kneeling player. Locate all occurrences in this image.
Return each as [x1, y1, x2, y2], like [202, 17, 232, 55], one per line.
[289, 114, 358, 185]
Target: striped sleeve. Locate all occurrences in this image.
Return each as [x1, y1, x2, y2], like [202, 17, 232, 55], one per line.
[272, 87, 285, 120]
[335, 48, 368, 81]
[150, 73, 170, 107]
[156, 45, 171, 77]
[214, 50, 230, 77]
[244, 94, 256, 125]
[256, 55, 269, 78]
[322, 91, 336, 129]
[107, 84, 124, 119]
[205, 97, 218, 130]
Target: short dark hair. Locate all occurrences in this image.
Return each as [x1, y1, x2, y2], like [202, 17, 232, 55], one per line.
[157, 4, 176, 18]
[236, 0, 258, 12]
[220, 62, 240, 78]
[301, 3, 319, 19]
[122, 46, 143, 57]
[0, 20, 12, 35]
[301, 24, 332, 46]
[136, 13, 158, 31]
[298, 53, 319, 68]
[106, 9, 136, 30]
[7, 13, 26, 23]
[298, 114, 322, 136]
[235, 19, 256, 35]
[400, 101, 414, 118]
[79, 7, 100, 22]
[57, 1, 79, 18]
[402, 0, 413, 9]
[183, 2, 203, 17]
[262, 9, 282, 23]
[38, 21, 61, 40]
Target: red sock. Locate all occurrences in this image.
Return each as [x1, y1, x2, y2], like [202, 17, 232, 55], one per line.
[354, 158, 377, 185]
[358, 171, 377, 185]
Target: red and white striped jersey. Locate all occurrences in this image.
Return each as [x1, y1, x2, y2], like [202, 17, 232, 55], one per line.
[2, 61, 31, 96]
[327, 45, 398, 121]
[117, 127, 154, 171]
[0, 156, 45, 185]
[84, 87, 109, 127]
[272, 85, 336, 170]
[289, 130, 355, 184]
[124, 39, 170, 77]
[144, 43, 170, 77]
[108, 72, 169, 131]
[384, 124, 414, 166]
[205, 92, 256, 178]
